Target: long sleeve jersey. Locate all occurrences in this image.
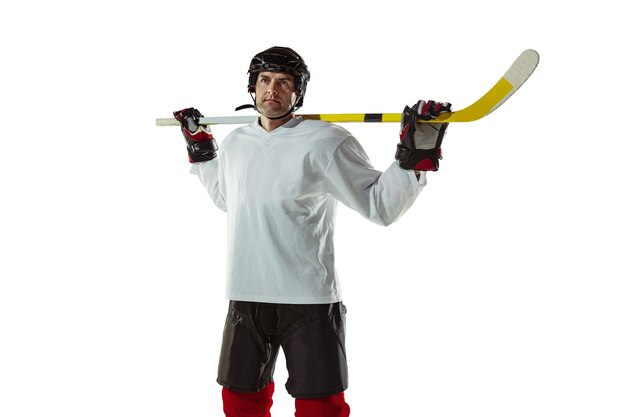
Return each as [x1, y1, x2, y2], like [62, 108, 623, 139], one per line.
[190, 117, 426, 304]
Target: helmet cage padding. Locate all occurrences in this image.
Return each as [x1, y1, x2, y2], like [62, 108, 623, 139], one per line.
[247, 46, 310, 108]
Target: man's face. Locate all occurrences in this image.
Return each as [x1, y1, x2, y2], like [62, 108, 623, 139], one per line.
[254, 71, 298, 118]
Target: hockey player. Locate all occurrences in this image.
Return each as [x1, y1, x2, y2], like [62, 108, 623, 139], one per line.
[173, 46, 451, 417]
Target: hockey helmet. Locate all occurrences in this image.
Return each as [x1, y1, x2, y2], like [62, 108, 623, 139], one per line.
[247, 46, 310, 108]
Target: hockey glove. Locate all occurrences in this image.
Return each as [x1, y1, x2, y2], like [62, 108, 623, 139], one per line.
[173, 108, 218, 163]
[395, 100, 452, 171]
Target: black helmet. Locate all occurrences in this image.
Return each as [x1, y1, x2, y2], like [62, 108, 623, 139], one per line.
[247, 46, 310, 108]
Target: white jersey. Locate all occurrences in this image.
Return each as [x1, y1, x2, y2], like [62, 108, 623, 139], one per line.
[190, 117, 426, 304]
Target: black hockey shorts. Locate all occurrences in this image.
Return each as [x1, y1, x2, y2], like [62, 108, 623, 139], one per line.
[217, 300, 348, 399]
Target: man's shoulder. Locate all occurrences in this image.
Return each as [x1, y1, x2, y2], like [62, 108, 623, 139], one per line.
[296, 118, 352, 144]
[220, 122, 257, 146]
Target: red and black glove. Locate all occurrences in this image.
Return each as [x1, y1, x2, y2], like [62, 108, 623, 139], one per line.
[173, 108, 218, 163]
[395, 100, 452, 171]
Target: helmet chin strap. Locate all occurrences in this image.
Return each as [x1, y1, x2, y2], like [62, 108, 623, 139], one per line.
[235, 93, 299, 120]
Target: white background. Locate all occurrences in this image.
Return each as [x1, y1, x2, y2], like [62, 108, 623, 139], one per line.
[1, 1, 624, 416]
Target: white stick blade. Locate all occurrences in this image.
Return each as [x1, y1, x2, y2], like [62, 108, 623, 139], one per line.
[489, 49, 540, 115]
[504, 49, 540, 89]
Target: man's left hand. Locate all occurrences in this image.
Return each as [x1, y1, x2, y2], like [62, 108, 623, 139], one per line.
[395, 100, 452, 171]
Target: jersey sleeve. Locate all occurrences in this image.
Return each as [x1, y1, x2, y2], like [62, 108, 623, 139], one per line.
[189, 156, 227, 212]
[323, 137, 426, 226]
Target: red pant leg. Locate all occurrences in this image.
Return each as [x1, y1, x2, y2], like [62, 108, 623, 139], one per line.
[222, 382, 275, 417]
[295, 392, 350, 417]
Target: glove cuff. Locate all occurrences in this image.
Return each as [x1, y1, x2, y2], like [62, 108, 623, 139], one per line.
[395, 144, 440, 171]
[188, 139, 218, 163]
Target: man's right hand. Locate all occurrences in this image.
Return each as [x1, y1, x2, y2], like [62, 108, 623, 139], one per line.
[173, 108, 219, 163]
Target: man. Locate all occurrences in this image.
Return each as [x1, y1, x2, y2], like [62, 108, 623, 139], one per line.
[173, 46, 451, 417]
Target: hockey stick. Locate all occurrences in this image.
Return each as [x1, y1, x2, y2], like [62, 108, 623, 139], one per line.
[155, 49, 539, 126]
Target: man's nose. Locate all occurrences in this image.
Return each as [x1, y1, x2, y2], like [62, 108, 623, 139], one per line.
[266, 80, 277, 95]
